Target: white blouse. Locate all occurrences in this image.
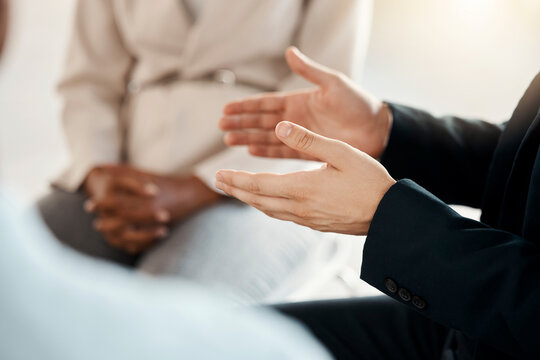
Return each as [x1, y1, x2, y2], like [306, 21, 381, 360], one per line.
[55, 0, 373, 191]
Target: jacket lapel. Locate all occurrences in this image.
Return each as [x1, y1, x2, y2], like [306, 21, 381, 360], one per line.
[498, 108, 540, 236]
[178, 0, 304, 78]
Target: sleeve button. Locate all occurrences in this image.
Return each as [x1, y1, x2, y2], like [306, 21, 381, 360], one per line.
[384, 278, 398, 293]
[412, 296, 427, 309]
[398, 288, 411, 302]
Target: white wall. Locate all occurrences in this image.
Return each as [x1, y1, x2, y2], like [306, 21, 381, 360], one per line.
[363, 0, 540, 120]
[1, 0, 540, 202]
[0, 0, 74, 201]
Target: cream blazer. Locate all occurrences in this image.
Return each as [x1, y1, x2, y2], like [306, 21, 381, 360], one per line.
[55, 0, 372, 191]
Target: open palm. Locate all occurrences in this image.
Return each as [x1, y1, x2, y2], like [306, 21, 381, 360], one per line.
[220, 47, 392, 161]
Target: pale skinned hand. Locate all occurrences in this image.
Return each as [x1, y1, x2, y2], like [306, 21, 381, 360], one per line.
[219, 47, 393, 160]
[84, 165, 221, 253]
[215, 122, 396, 235]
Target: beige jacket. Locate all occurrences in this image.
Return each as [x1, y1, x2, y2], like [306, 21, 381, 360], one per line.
[55, 0, 372, 191]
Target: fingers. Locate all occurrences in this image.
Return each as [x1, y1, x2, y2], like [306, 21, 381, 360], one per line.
[215, 169, 310, 200]
[96, 216, 168, 254]
[85, 196, 170, 223]
[94, 216, 125, 233]
[85, 196, 122, 213]
[121, 226, 168, 243]
[215, 176, 293, 211]
[223, 94, 286, 115]
[105, 231, 158, 254]
[112, 176, 159, 197]
[247, 145, 318, 161]
[224, 130, 281, 146]
[214, 173, 327, 229]
[285, 46, 339, 86]
[118, 207, 171, 224]
[219, 113, 283, 130]
[275, 121, 351, 168]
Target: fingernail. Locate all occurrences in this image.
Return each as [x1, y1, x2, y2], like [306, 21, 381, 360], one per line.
[145, 182, 159, 195]
[155, 209, 170, 222]
[84, 200, 96, 212]
[276, 123, 292, 139]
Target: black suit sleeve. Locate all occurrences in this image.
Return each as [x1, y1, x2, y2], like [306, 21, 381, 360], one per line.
[361, 179, 540, 359]
[381, 103, 504, 207]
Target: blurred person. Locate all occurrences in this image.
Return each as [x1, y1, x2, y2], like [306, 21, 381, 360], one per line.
[37, 0, 372, 302]
[1, 192, 332, 360]
[217, 48, 540, 359]
[0, 4, 331, 359]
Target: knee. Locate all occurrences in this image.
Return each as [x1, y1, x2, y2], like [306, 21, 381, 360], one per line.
[36, 189, 138, 267]
[36, 189, 91, 239]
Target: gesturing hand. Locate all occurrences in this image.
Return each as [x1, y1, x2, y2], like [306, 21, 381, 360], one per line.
[220, 47, 393, 160]
[215, 122, 396, 235]
[84, 165, 221, 253]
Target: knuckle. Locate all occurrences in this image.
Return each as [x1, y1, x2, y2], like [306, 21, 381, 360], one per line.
[289, 187, 307, 200]
[247, 179, 261, 194]
[295, 132, 314, 151]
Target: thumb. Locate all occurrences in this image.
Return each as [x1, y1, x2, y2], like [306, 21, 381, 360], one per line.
[285, 46, 338, 86]
[275, 121, 350, 168]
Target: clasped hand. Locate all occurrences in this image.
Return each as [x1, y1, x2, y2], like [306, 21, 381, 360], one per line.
[84, 165, 219, 253]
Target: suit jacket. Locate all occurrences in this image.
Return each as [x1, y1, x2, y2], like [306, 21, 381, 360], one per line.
[361, 72, 540, 359]
[55, 0, 372, 191]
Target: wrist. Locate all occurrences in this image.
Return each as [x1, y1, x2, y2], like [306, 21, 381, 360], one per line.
[187, 175, 223, 205]
[166, 175, 222, 221]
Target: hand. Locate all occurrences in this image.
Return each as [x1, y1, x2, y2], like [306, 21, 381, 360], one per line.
[84, 165, 221, 253]
[215, 122, 396, 235]
[220, 47, 393, 160]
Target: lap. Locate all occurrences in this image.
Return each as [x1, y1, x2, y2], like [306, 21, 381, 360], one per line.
[39, 191, 331, 303]
[276, 296, 449, 360]
[138, 199, 333, 303]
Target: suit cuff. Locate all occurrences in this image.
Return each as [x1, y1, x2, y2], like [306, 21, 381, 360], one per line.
[380, 103, 421, 175]
[360, 179, 455, 312]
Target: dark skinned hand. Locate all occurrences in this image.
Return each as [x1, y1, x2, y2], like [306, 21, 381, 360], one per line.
[83, 164, 222, 254]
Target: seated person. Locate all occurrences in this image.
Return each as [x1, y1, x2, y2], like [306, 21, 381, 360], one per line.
[217, 48, 540, 359]
[0, 5, 329, 359]
[37, 0, 372, 302]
